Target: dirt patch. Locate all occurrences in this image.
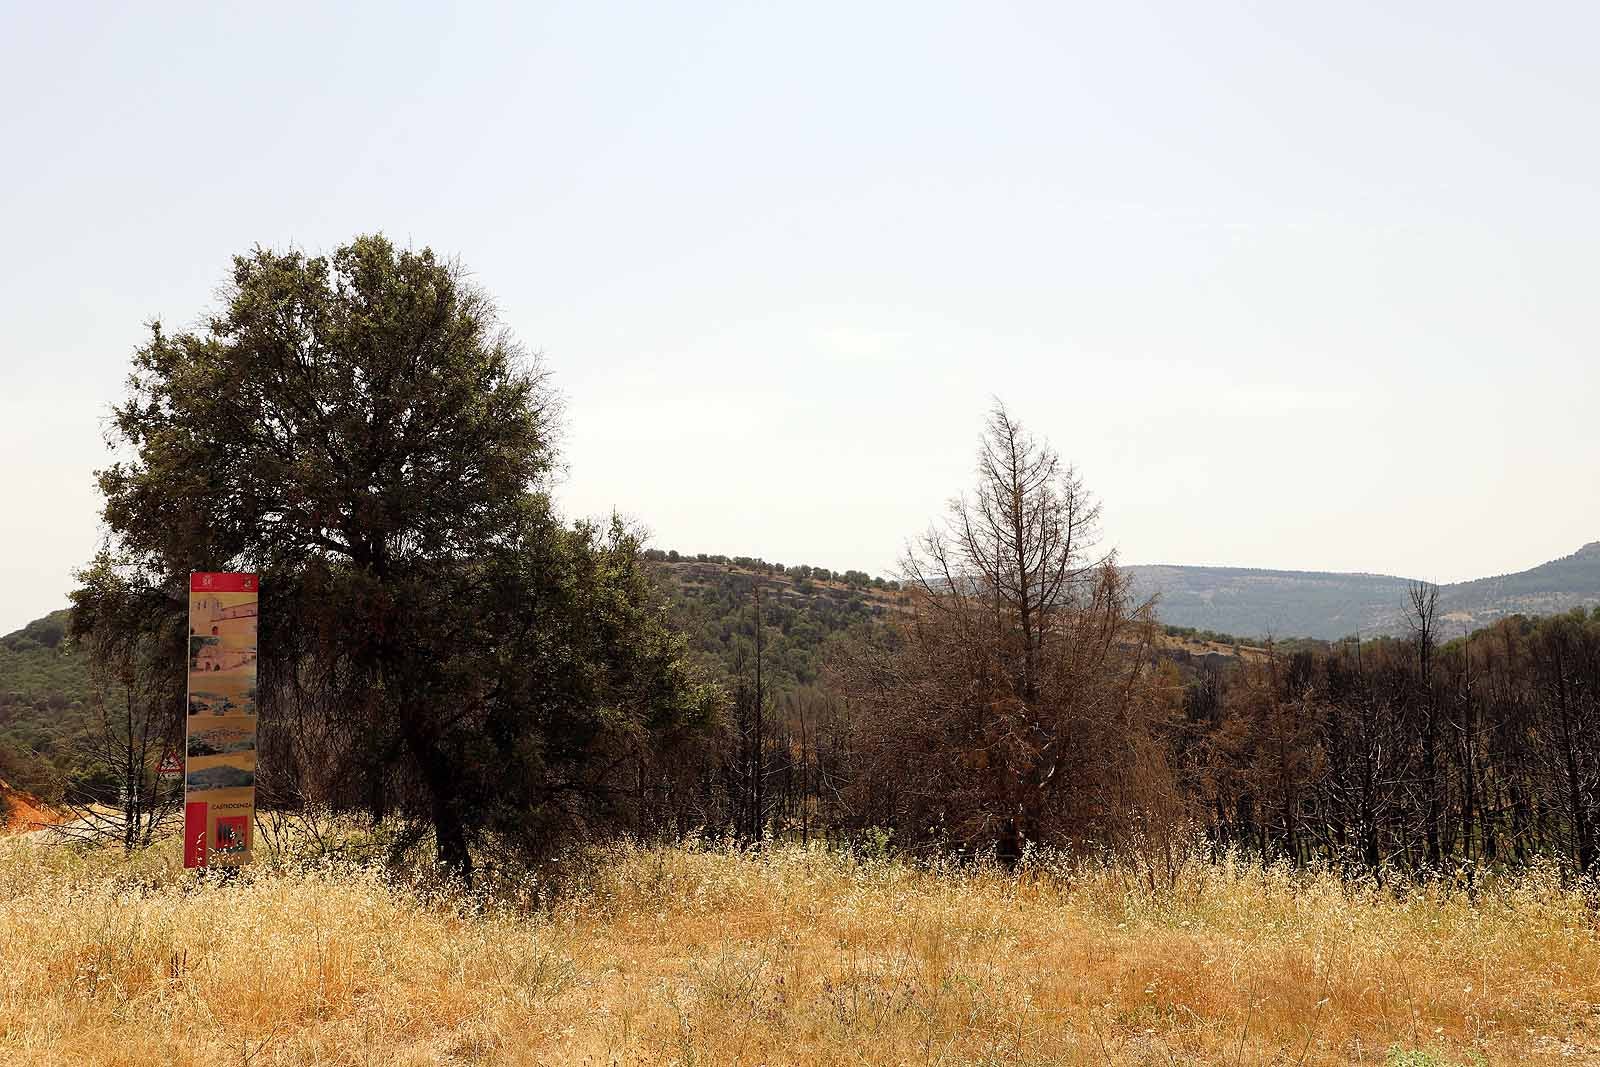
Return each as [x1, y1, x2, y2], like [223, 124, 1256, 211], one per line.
[0, 779, 63, 835]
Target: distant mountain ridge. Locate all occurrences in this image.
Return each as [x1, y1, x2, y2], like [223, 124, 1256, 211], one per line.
[1127, 542, 1600, 641]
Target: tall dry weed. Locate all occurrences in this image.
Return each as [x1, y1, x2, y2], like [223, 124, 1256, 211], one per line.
[1, 836, 1595, 1065]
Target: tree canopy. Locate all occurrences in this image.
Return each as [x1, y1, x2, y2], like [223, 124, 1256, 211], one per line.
[83, 235, 718, 875]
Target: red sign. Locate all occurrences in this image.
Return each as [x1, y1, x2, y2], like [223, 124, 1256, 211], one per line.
[158, 752, 183, 780]
[183, 802, 208, 867]
[190, 572, 257, 592]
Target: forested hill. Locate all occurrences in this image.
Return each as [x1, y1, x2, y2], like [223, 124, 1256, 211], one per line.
[6, 542, 1598, 795]
[643, 552, 909, 690]
[1127, 541, 1600, 640]
[0, 558, 910, 799]
[0, 610, 93, 798]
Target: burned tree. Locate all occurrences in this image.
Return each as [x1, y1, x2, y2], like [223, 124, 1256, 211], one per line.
[838, 402, 1171, 859]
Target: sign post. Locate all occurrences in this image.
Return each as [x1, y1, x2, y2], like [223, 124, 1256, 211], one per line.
[182, 572, 259, 868]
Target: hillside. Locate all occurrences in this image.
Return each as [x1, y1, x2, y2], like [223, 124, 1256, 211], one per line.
[1127, 541, 1600, 640]
[1433, 541, 1600, 630]
[0, 610, 92, 799]
[647, 554, 910, 689]
[5, 541, 1595, 790]
[0, 560, 911, 798]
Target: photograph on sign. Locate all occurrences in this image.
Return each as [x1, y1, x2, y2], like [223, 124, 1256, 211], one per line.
[183, 572, 259, 868]
[186, 725, 255, 757]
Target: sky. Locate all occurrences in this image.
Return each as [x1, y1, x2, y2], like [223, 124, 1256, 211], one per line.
[2, 1, 1598, 633]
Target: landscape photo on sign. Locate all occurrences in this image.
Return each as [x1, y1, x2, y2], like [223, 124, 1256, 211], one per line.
[186, 725, 256, 757]
[184, 754, 257, 792]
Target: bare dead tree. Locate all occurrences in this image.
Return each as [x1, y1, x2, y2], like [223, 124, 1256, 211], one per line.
[64, 558, 186, 851]
[840, 401, 1170, 861]
[1406, 581, 1444, 867]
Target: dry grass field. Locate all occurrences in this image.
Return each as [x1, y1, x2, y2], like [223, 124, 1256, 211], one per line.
[1, 836, 1596, 1066]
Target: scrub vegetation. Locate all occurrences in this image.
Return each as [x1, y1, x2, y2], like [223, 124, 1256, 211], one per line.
[2, 834, 1595, 1066]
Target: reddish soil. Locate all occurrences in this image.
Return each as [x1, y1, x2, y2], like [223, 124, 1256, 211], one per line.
[0, 778, 63, 834]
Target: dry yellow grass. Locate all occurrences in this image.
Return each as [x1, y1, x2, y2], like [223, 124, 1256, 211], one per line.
[1, 836, 1596, 1066]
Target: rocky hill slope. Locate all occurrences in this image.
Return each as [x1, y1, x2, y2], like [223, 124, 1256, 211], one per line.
[1126, 542, 1600, 640]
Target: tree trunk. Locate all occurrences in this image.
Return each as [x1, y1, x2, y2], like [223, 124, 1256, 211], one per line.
[406, 725, 473, 882]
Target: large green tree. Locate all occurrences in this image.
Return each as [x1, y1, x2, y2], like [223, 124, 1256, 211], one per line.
[87, 235, 718, 875]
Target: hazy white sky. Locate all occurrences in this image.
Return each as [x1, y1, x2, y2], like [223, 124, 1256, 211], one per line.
[3, 1, 1597, 633]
